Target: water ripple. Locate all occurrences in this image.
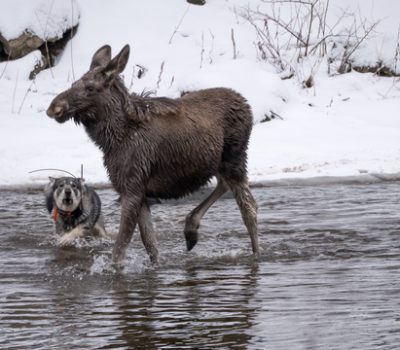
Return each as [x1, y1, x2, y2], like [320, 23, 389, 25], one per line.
[0, 182, 399, 349]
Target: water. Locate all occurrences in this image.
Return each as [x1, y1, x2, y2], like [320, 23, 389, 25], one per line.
[0, 181, 399, 349]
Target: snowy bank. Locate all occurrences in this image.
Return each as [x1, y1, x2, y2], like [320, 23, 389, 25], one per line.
[0, 0, 399, 187]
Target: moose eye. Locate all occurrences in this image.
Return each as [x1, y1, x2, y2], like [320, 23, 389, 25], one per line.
[86, 84, 95, 92]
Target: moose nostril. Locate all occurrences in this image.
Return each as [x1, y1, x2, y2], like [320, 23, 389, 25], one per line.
[54, 106, 64, 116]
[47, 100, 68, 118]
[46, 105, 63, 118]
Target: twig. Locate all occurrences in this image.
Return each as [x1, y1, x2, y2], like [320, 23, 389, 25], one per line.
[381, 25, 400, 97]
[262, 12, 307, 46]
[200, 31, 205, 68]
[18, 79, 36, 114]
[169, 75, 175, 88]
[34, 0, 55, 78]
[262, 0, 315, 5]
[304, 0, 318, 56]
[320, 0, 329, 56]
[70, 0, 76, 81]
[393, 24, 400, 73]
[341, 21, 380, 67]
[0, 57, 10, 80]
[43, 0, 55, 78]
[11, 71, 19, 114]
[208, 30, 215, 64]
[169, 5, 190, 44]
[128, 65, 135, 91]
[231, 28, 237, 59]
[156, 60, 165, 91]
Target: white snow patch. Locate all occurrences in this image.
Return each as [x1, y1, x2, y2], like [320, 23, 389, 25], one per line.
[0, 50, 42, 81]
[0, 0, 79, 40]
[0, 0, 399, 186]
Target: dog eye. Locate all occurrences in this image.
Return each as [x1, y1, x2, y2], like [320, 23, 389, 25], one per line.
[59, 183, 64, 188]
[86, 84, 95, 92]
[71, 183, 76, 188]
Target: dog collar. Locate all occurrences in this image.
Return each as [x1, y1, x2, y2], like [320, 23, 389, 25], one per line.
[52, 207, 75, 222]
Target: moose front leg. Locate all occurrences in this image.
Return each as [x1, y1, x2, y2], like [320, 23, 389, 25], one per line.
[138, 200, 158, 264]
[112, 195, 142, 269]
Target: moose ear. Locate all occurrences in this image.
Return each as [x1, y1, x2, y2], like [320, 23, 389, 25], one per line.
[103, 44, 130, 79]
[90, 45, 112, 70]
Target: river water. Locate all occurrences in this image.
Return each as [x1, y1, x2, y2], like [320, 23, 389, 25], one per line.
[0, 181, 399, 349]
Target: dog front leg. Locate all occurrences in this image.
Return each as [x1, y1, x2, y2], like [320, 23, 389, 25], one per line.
[112, 195, 143, 269]
[58, 225, 86, 247]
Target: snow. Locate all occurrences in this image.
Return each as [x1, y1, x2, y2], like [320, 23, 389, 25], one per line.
[0, 0, 399, 187]
[0, 50, 42, 80]
[0, 0, 79, 40]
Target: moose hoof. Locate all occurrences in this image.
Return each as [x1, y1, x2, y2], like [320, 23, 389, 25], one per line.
[149, 251, 159, 265]
[111, 260, 125, 273]
[185, 230, 198, 251]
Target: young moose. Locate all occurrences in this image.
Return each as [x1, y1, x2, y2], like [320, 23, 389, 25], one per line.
[47, 45, 258, 267]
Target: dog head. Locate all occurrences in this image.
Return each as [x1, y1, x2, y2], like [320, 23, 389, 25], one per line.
[45, 177, 84, 213]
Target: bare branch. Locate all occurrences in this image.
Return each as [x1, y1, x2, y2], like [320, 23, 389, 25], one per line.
[343, 21, 380, 62]
[156, 60, 165, 91]
[200, 31, 205, 68]
[11, 71, 19, 114]
[70, 0, 76, 81]
[169, 5, 190, 45]
[18, 79, 36, 114]
[261, 0, 315, 5]
[231, 28, 237, 59]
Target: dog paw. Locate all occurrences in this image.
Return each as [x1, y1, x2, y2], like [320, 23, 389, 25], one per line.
[58, 234, 75, 247]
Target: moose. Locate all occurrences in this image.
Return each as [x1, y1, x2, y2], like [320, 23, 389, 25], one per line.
[47, 44, 259, 268]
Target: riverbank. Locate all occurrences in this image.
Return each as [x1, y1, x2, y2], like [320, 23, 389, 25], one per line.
[0, 0, 399, 187]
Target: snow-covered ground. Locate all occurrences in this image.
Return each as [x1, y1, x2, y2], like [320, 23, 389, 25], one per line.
[0, 0, 399, 187]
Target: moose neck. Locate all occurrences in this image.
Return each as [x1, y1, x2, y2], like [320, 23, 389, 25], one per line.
[80, 83, 137, 154]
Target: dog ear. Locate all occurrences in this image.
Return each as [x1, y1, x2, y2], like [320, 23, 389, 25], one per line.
[44, 177, 57, 213]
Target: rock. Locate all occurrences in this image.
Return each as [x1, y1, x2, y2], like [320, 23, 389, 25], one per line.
[29, 24, 78, 79]
[0, 0, 80, 79]
[0, 31, 44, 60]
[186, 0, 206, 5]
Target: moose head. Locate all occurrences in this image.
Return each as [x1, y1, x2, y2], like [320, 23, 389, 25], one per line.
[47, 45, 131, 124]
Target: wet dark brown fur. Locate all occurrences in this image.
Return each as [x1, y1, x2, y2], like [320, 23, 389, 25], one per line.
[47, 45, 259, 267]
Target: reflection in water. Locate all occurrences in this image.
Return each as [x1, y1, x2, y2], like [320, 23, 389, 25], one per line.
[107, 263, 260, 349]
[0, 182, 400, 349]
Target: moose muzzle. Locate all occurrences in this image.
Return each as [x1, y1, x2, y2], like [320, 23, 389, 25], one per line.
[47, 99, 69, 120]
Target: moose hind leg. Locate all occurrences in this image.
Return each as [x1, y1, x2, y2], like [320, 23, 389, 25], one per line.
[138, 200, 159, 263]
[229, 181, 259, 254]
[184, 178, 229, 251]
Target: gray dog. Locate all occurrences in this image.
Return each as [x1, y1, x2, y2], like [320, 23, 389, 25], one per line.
[45, 177, 109, 246]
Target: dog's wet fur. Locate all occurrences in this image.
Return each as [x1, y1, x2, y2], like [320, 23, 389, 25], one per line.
[45, 177, 110, 246]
